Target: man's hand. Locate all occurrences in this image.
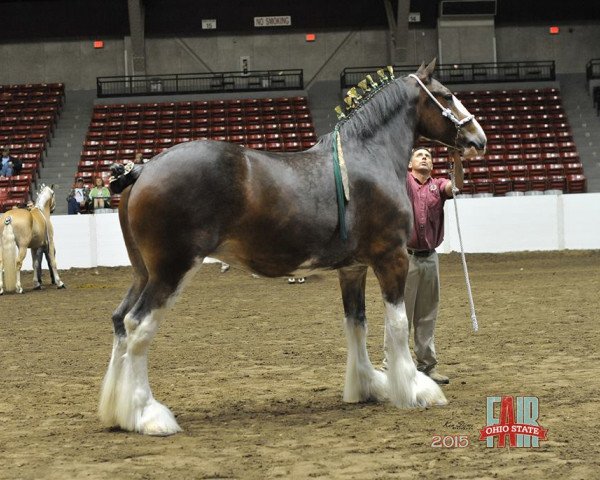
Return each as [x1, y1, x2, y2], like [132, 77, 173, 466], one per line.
[446, 151, 464, 196]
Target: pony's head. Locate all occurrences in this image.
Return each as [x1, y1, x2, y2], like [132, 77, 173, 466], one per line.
[36, 184, 56, 213]
[411, 59, 487, 157]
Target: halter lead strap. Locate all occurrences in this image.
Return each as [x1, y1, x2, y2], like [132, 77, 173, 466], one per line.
[408, 74, 474, 128]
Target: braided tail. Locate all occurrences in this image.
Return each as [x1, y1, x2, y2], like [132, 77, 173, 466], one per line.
[109, 162, 144, 194]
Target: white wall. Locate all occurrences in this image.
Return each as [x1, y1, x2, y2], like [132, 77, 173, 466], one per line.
[18, 192, 599, 272]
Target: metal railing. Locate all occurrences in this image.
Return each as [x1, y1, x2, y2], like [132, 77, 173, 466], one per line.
[586, 58, 600, 83]
[341, 61, 555, 90]
[97, 69, 304, 98]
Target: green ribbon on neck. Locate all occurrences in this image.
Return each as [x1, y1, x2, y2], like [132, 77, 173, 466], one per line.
[332, 126, 349, 241]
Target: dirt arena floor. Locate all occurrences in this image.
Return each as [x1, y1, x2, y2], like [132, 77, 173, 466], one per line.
[1, 250, 599, 479]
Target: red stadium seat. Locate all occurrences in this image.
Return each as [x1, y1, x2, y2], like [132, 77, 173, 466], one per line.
[566, 174, 587, 193]
[493, 177, 512, 195]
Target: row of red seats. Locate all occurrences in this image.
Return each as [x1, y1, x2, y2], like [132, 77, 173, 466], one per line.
[0, 82, 64, 93]
[91, 106, 310, 121]
[485, 131, 572, 142]
[94, 96, 308, 113]
[83, 132, 315, 150]
[463, 104, 564, 114]
[89, 118, 314, 133]
[478, 113, 567, 125]
[89, 113, 312, 132]
[456, 163, 585, 178]
[84, 131, 316, 147]
[80, 137, 318, 163]
[456, 87, 558, 98]
[460, 174, 586, 196]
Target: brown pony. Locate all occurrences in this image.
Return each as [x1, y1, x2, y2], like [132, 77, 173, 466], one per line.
[99, 60, 486, 435]
[0, 184, 65, 294]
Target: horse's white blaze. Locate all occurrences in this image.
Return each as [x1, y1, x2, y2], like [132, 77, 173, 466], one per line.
[99, 257, 203, 435]
[383, 301, 447, 408]
[343, 318, 387, 403]
[452, 95, 486, 150]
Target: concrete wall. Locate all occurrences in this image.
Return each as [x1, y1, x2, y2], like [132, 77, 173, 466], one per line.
[16, 193, 600, 272]
[0, 38, 125, 90]
[1, 23, 599, 90]
[496, 24, 600, 74]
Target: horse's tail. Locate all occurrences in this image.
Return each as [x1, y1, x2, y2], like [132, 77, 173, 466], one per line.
[2, 216, 18, 292]
[109, 162, 144, 194]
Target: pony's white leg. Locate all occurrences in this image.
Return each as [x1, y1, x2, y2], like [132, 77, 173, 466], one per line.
[14, 245, 28, 294]
[383, 301, 447, 407]
[32, 249, 42, 289]
[46, 244, 64, 288]
[0, 246, 3, 295]
[343, 318, 387, 403]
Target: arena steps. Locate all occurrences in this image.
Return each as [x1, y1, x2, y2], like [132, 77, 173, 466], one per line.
[39, 90, 96, 214]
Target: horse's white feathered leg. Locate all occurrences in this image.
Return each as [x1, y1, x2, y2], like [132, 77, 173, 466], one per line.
[384, 301, 447, 407]
[343, 318, 387, 403]
[100, 259, 202, 435]
[115, 308, 181, 436]
[98, 335, 127, 427]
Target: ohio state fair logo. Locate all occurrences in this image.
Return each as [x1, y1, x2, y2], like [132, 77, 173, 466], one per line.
[479, 396, 549, 448]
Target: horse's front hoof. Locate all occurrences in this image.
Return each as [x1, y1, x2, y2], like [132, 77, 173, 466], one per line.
[33, 285, 42, 291]
[57, 283, 66, 289]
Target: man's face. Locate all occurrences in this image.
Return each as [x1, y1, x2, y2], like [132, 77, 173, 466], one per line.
[76, 180, 84, 188]
[2, 149, 8, 157]
[409, 148, 433, 174]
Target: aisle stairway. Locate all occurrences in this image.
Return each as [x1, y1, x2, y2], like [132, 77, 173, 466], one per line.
[556, 73, 600, 192]
[40, 90, 95, 214]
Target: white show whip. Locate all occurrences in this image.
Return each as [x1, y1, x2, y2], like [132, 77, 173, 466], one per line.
[449, 152, 479, 332]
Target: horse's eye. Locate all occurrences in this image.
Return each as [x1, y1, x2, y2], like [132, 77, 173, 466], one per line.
[444, 94, 453, 101]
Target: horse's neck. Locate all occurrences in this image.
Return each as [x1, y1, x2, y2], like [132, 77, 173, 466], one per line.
[35, 192, 53, 218]
[342, 98, 418, 180]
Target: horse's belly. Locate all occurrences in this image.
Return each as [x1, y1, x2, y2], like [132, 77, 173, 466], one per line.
[211, 241, 326, 278]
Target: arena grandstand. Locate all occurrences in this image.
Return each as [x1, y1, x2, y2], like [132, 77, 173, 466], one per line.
[1, 1, 600, 478]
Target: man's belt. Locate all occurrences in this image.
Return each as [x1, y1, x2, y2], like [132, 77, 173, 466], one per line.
[407, 248, 435, 257]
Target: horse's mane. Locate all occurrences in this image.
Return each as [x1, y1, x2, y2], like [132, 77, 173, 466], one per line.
[35, 186, 53, 209]
[319, 76, 413, 147]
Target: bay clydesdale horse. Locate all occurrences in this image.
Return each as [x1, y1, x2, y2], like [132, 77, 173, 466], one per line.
[100, 60, 486, 435]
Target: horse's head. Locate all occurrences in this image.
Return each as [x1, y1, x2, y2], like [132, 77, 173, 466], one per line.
[37, 183, 56, 213]
[410, 59, 487, 157]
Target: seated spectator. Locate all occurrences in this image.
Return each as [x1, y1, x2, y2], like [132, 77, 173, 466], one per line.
[0, 147, 21, 177]
[67, 177, 90, 214]
[134, 152, 149, 164]
[89, 176, 111, 211]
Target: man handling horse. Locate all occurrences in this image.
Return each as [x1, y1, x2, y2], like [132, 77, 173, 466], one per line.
[392, 147, 463, 385]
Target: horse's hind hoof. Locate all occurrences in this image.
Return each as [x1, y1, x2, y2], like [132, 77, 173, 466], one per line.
[33, 285, 42, 291]
[57, 284, 66, 289]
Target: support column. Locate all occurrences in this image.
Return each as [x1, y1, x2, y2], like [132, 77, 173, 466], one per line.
[383, 0, 410, 64]
[127, 0, 146, 76]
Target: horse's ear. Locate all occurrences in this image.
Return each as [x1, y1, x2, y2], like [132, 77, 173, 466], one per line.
[417, 58, 437, 83]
